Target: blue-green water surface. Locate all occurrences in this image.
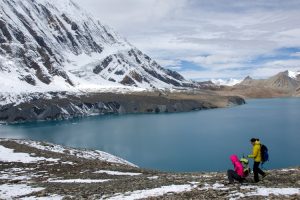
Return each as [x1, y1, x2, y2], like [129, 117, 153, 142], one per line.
[1, 98, 299, 172]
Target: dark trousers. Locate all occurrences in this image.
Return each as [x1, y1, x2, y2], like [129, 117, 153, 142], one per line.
[227, 170, 244, 183]
[253, 162, 265, 182]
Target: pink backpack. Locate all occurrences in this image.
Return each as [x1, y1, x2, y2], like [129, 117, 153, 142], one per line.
[230, 154, 245, 177]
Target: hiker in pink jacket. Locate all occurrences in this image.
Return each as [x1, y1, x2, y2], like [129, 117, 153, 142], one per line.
[227, 154, 245, 184]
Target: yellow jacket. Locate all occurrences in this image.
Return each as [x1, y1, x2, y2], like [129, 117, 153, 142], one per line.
[248, 141, 262, 162]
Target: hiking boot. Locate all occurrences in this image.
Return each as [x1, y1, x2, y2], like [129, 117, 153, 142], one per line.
[251, 179, 260, 184]
[239, 178, 245, 184]
[262, 173, 268, 179]
[225, 182, 234, 186]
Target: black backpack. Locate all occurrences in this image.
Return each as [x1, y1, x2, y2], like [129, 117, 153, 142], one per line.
[261, 144, 269, 164]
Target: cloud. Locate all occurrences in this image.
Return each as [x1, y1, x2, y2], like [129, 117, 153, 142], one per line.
[180, 69, 247, 80]
[291, 52, 300, 57]
[73, 0, 187, 33]
[73, 0, 300, 80]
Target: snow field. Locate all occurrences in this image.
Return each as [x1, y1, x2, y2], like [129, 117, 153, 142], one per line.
[0, 184, 44, 199]
[11, 139, 137, 167]
[93, 170, 142, 176]
[0, 145, 59, 163]
[102, 184, 197, 200]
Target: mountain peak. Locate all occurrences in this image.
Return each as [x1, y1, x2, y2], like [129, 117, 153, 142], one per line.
[237, 76, 254, 86]
[265, 70, 300, 90]
[282, 70, 300, 79]
[243, 76, 253, 81]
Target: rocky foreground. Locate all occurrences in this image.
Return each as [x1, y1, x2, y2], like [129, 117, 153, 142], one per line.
[0, 139, 299, 199]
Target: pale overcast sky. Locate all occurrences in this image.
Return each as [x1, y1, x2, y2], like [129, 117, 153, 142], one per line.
[73, 0, 300, 80]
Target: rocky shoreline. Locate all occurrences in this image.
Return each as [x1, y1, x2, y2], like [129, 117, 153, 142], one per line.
[0, 139, 299, 199]
[0, 90, 245, 123]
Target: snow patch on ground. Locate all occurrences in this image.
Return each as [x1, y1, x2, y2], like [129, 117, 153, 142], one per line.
[0, 174, 32, 181]
[0, 167, 49, 182]
[61, 161, 74, 165]
[200, 175, 213, 178]
[94, 170, 142, 176]
[0, 145, 59, 163]
[188, 181, 200, 185]
[280, 168, 298, 172]
[228, 191, 246, 200]
[20, 195, 64, 200]
[228, 186, 300, 199]
[47, 179, 111, 183]
[8, 139, 137, 167]
[0, 184, 44, 199]
[246, 187, 300, 196]
[102, 184, 196, 200]
[147, 176, 159, 180]
[200, 183, 229, 191]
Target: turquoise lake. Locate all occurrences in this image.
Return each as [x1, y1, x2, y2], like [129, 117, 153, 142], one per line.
[1, 98, 299, 172]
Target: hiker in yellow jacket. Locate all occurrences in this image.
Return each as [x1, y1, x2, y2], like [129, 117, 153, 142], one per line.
[248, 138, 266, 182]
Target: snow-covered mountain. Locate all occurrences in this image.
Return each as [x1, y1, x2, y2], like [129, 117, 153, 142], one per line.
[211, 78, 242, 86]
[0, 0, 191, 95]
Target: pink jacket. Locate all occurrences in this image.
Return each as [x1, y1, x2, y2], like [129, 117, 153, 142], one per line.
[230, 154, 244, 177]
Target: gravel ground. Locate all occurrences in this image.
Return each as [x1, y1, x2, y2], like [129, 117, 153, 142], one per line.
[0, 139, 299, 199]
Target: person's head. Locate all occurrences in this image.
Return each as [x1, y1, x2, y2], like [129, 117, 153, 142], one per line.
[250, 138, 258, 145]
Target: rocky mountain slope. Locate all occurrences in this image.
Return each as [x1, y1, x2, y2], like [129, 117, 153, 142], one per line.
[295, 88, 300, 97]
[0, 139, 299, 199]
[0, 0, 191, 95]
[239, 70, 300, 91]
[0, 90, 245, 123]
